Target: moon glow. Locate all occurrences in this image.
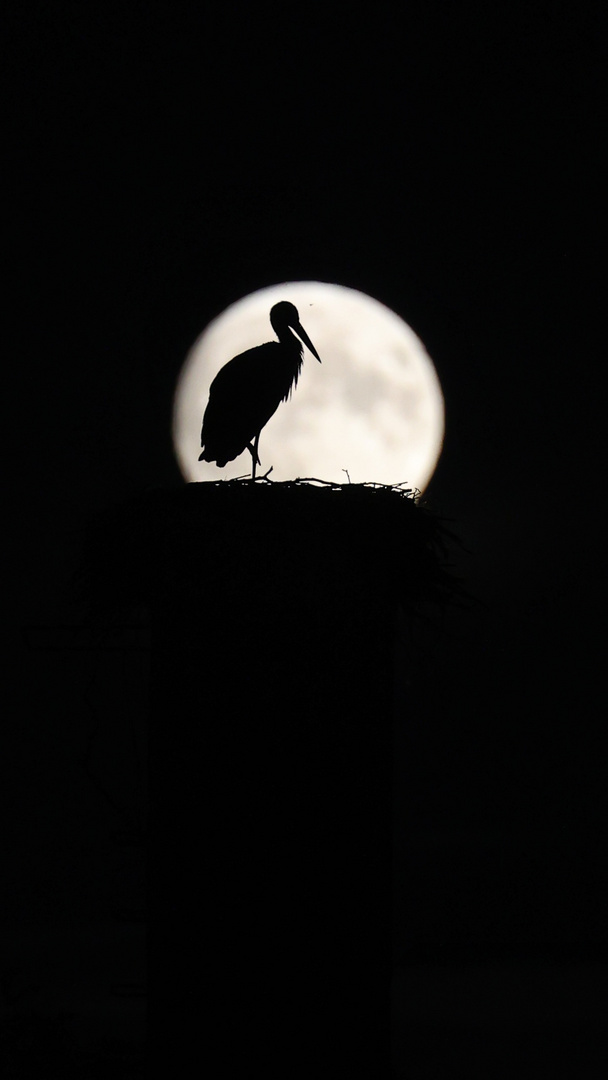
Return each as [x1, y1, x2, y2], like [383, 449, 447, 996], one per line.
[172, 282, 444, 491]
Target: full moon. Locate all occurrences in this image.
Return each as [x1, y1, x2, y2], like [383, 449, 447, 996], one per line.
[172, 282, 444, 491]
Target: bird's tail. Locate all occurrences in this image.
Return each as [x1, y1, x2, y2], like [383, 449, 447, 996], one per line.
[200, 448, 230, 467]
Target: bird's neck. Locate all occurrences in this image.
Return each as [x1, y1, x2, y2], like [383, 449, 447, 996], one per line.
[276, 326, 303, 355]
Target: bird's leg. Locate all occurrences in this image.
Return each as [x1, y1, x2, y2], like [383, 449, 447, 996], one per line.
[247, 433, 261, 479]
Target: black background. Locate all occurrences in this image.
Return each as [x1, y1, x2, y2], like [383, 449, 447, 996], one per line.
[5, 0, 606, 1068]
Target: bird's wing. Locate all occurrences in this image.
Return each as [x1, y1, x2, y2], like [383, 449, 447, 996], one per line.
[208, 345, 270, 396]
[201, 342, 287, 464]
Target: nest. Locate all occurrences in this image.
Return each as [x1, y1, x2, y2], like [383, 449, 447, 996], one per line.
[73, 477, 462, 626]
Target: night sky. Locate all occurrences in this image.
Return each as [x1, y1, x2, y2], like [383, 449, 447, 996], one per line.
[5, 2, 606, 1069]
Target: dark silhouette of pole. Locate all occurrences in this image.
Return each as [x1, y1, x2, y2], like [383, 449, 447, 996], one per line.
[79, 479, 454, 1075]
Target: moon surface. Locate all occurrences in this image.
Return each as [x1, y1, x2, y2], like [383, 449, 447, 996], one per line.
[172, 282, 444, 491]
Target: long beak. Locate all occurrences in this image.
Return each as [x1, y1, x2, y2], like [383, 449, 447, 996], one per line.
[294, 321, 322, 363]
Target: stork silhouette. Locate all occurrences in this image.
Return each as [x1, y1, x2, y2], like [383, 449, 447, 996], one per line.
[199, 301, 321, 478]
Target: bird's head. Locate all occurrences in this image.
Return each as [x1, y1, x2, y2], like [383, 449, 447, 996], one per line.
[270, 302, 322, 362]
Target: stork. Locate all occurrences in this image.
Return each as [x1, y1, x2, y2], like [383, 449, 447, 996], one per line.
[199, 301, 321, 478]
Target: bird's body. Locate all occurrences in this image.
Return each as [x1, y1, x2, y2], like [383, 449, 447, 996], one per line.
[200, 339, 303, 468]
[199, 301, 321, 476]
